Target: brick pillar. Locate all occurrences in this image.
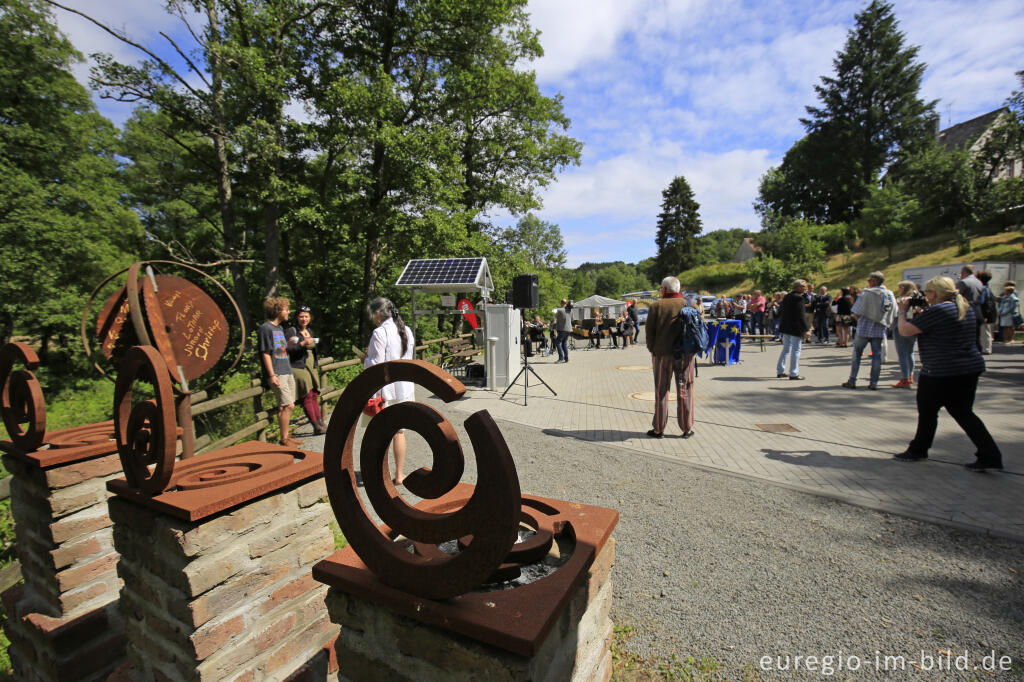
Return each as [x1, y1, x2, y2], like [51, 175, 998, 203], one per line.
[1, 438, 126, 682]
[108, 473, 339, 681]
[324, 538, 616, 682]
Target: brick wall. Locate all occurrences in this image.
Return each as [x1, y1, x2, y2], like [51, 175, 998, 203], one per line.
[110, 477, 339, 681]
[325, 537, 616, 682]
[2, 450, 126, 681]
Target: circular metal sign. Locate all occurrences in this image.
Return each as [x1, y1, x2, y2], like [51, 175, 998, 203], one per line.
[144, 274, 229, 383]
[92, 274, 228, 385]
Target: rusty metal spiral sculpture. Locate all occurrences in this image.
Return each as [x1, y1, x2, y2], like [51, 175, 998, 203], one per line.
[113, 345, 178, 494]
[323, 360, 522, 600]
[0, 342, 46, 452]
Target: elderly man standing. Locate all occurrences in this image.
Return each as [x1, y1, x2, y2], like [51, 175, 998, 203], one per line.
[646, 276, 696, 438]
[843, 271, 895, 390]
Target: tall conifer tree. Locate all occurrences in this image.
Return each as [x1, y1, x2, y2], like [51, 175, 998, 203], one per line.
[654, 176, 702, 277]
[756, 0, 937, 225]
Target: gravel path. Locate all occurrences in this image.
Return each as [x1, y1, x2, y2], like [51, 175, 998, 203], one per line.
[301, 410, 1024, 680]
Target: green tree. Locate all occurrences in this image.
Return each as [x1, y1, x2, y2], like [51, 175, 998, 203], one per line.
[496, 215, 567, 270]
[746, 220, 827, 293]
[0, 0, 140, 350]
[757, 0, 937, 225]
[899, 142, 977, 238]
[60, 0, 329, 320]
[746, 255, 796, 294]
[654, 176, 703, 276]
[119, 109, 224, 263]
[304, 0, 581, 338]
[856, 183, 918, 260]
[973, 70, 1024, 215]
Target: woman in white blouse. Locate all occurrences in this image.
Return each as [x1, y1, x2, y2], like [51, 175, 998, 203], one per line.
[365, 297, 416, 485]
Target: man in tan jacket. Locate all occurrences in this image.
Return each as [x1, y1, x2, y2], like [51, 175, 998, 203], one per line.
[645, 276, 696, 438]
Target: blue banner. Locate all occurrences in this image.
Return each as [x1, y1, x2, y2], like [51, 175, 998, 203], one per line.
[704, 319, 741, 365]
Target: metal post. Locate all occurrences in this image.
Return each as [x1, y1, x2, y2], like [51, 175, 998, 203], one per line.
[410, 289, 417, 340]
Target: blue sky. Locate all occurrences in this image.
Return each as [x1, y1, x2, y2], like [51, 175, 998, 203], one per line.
[52, 0, 1024, 267]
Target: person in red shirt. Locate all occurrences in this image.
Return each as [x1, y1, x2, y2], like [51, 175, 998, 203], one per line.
[748, 289, 766, 336]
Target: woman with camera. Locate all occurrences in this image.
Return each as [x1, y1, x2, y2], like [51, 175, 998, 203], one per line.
[893, 277, 1002, 471]
[890, 281, 920, 389]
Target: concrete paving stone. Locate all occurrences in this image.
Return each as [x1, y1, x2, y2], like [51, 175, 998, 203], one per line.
[423, 338, 1024, 541]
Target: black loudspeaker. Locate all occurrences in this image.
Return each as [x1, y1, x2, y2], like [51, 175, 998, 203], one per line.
[512, 273, 539, 309]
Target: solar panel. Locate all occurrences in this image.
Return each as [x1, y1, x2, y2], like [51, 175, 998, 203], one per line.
[396, 258, 492, 292]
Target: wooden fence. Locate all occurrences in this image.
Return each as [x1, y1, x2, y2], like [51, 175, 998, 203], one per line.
[0, 332, 478, 592]
[187, 332, 474, 454]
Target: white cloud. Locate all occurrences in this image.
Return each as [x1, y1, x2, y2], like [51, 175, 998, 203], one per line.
[527, 0, 649, 82]
[537, 143, 771, 228]
[904, 0, 1024, 123]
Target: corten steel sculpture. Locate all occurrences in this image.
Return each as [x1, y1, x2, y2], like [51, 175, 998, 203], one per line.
[93, 265, 326, 521]
[314, 360, 619, 656]
[1, 341, 46, 452]
[82, 261, 244, 460]
[0, 340, 115, 463]
[106, 344, 323, 520]
[321, 360, 522, 600]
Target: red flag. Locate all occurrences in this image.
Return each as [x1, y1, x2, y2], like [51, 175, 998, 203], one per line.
[457, 298, 479, 329]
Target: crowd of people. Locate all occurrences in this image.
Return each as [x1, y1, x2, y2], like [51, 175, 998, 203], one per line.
[258, 264, 1017, 478]
[709, 268, 1020, 353]
[524, 301, 640, 358]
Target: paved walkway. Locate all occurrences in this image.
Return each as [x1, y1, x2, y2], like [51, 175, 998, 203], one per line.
[423, 333, 1024, 543]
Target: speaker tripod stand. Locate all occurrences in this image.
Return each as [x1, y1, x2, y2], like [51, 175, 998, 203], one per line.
[501, 322, 556, 406]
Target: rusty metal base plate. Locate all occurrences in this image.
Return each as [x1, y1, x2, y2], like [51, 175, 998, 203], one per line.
[106, 441, 323, 521]
[313, 484, 618, 657]
[0, 421, 116, 469]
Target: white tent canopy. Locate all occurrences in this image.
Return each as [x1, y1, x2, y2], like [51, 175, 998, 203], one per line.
[571, 294, 627, 322]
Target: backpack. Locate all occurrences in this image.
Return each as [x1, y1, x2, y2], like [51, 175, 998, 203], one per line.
[673, 306, 708, 359]
[980, 287, 998, 324]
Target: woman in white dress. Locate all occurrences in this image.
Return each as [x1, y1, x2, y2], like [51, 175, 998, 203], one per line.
[365, 297, 416, 485]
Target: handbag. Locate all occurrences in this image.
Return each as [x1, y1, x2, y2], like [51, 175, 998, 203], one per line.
[362, 321, 391, 417]
[363, 395, 385, 417]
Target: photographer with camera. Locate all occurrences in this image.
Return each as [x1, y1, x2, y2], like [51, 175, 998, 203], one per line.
[891, 281, 923, 389]
[893, 276, 1003, 471]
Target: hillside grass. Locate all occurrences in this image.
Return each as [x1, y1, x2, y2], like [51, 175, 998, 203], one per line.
[677, 227, 1024, 296]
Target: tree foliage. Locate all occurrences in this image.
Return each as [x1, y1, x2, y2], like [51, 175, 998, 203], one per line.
[0, 0, 139, 350]
[569, 263, 651, 301]
[302, 0, 580, 338]
[855, 183, 918, 259]
[54, 0, 580, 351]
[495, 215, 567, 271]
[745, 255, 796, 295]
[756, 0, 937, 226]
[654, 175, 703, 276]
